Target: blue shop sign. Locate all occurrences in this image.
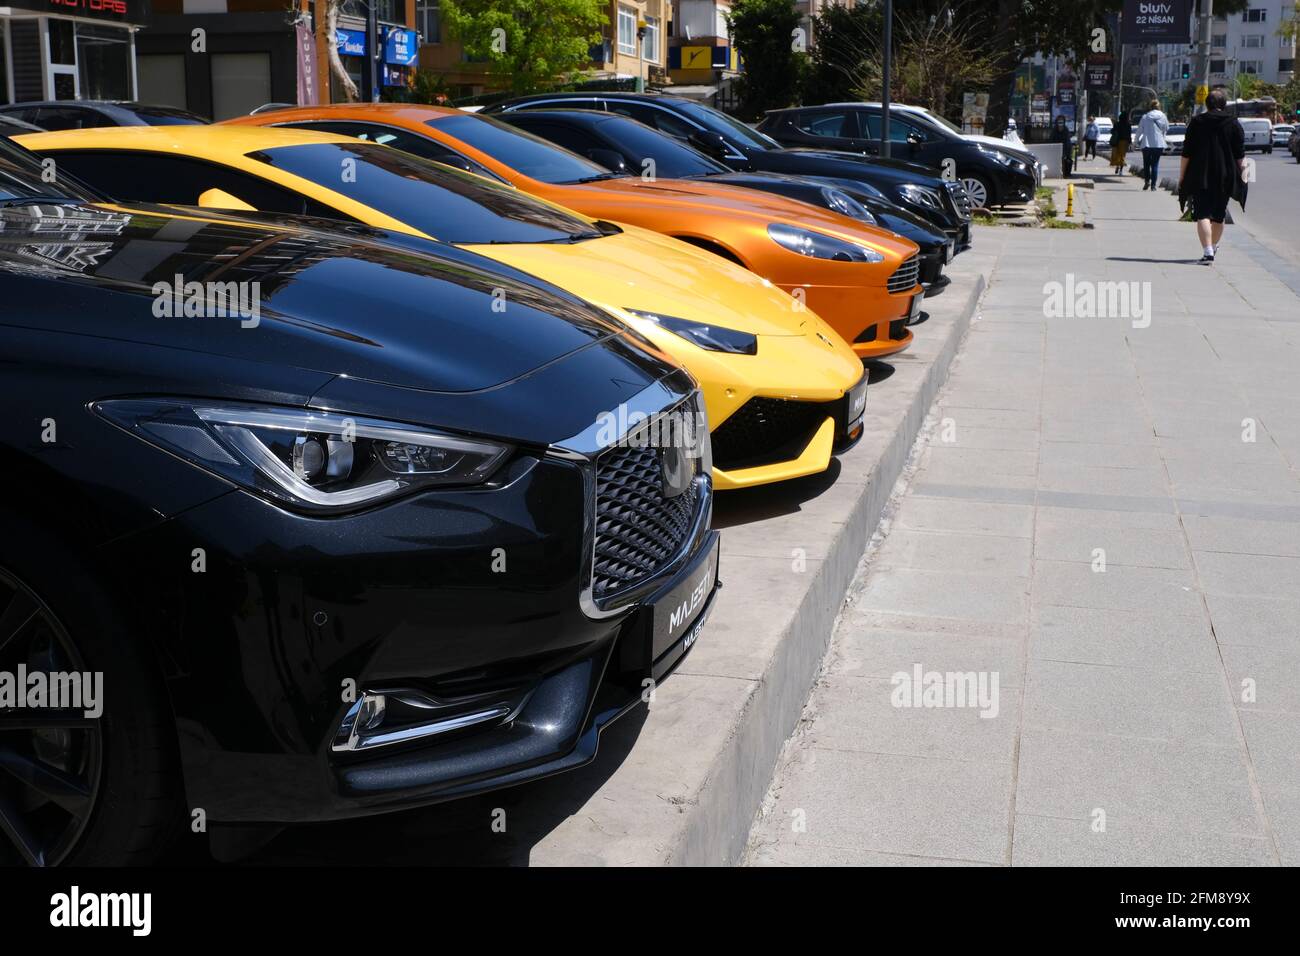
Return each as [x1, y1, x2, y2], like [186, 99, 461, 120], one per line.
[385, 28, 419, 66]
[335, 28, 366, 57]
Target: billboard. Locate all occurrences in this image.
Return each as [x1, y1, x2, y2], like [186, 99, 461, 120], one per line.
[1120, 0, 1193, 45]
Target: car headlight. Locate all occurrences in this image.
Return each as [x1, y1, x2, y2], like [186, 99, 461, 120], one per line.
[95, 399, 511, 513]
[897, 183, 943, 210]
[977, 145, 1017, 167]
[820, 186, 876, 225]
[767, 223, 884, 263]
[626, 309, 758, 355]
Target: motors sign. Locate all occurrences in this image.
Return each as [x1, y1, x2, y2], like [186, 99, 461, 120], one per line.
[44, 0, 150, 22]
[1120, 0, 1193, 45]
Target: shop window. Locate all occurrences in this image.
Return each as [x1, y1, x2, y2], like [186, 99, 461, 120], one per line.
[77, 24, 133, 101]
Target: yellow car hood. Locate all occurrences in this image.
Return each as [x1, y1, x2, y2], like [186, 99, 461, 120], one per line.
[463, 224, 813, 339]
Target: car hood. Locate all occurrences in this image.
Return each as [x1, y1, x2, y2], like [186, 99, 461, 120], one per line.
[464, 224, 810, 337]
[751, 147, 947, 188]
[0, 202, 675, 441]
[574, 176, 919, 254]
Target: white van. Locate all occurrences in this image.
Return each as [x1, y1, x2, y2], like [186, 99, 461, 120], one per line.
[1239, 117, 1274, 153]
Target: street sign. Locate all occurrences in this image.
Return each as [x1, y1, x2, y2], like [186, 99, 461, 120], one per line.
[1196, 84, 1209, 104]
[1119, 0, 1193, 45]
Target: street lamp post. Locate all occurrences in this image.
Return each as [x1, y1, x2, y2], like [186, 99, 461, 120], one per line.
[881, 0, 893, 158]
[1193, 0, 1214, 114]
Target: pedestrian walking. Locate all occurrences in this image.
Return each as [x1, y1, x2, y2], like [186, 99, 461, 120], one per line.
[1177, 89, 1248, 263]
[1084, 116, 1100, 159]
[1050, 115, 1074, 178]
[1137, 99, 1169, 190]
[1110, 111, 1132, 173]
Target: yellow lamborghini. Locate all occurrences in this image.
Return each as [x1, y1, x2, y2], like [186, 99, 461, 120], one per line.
[20, 125, 868, 490]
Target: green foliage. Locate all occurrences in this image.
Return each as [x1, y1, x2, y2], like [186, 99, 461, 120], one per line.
[442, 0, 607, 94]
[729, 0, 808, 120]
[802, 2, 882, 105]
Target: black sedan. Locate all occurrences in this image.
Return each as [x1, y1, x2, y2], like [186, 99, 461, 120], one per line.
[0, 135, 719, 865]
[497, 108, 955, 295]
[0, 100, 207, 131]
[483, 91, 974, 251]
[757, 103, 1039, 209]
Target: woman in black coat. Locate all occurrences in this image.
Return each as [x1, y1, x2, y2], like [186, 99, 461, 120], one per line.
[1050, 115, 1074, 178]
[1110, 112, 1132, 173]
[1178, 89, 1247, 263]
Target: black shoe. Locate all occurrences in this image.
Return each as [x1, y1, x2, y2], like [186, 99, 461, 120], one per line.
[1200, 252, 1215, 263]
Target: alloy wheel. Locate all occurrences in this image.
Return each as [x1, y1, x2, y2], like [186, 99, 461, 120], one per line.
[0, 569, 102, 866]
[960, 177, 989, 209]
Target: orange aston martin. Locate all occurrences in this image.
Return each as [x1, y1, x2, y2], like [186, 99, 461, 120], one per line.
[224, 104, 924, 360]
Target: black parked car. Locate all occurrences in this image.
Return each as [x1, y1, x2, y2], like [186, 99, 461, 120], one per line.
[0, 114, 42, 139]
[483, 92, 975, 252]
[498, 108, 955, 295]
[0, 135, 719, 865]
[757, 103, 1038, 209]
[0, 100, 207, 130]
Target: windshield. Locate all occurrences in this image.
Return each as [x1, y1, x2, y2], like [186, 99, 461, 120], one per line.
[428, 113, 612, 184]
[249, 141, 605, 244]
[0, 136, 99, 204]
[1168, 125, 1187, 135]
[131, 105, 207, 126]
[676, 101, 782, 150]
[597, 116, 729, 177]
[915, 108, 964, 137]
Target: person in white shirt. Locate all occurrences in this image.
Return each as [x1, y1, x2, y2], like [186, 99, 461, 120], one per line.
[1137, 99, 1169, 190]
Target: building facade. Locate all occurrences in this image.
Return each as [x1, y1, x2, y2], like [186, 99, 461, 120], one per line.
[136, 1, 418, 120]
[1147, 1, 1296, 99]
[416, 0, 668, 99]
[1, 1, 150, 104]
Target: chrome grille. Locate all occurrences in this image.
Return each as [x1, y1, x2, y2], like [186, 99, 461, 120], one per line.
[591, 443, 699, 600]
[887, 254, 920, 293]
[945, 181, 973, 220]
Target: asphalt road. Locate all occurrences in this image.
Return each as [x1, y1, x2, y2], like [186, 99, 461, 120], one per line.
[1234, 148, 1300, 267]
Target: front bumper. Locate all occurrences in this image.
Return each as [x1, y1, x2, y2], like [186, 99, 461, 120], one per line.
[104, 379, 720, 825]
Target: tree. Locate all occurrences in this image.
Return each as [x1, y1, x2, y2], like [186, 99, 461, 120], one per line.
[323, 0, 359, 102]
[442, 0, 607, 94]
[729, 0, 808, 119]
[831, 2, 998, 118]
[802, 2, 882, 105]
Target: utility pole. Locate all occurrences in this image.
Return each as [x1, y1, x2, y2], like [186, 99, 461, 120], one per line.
[366, 1, 380, 103]
[881, 0, 893, 158]
[1193, 0, 1214, 114]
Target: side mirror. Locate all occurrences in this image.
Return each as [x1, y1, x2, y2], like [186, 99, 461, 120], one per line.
[586, 148, 627, 172]
[688, 128, 729, 159]
[906, 131, 923, 146]
[198, 188, 257, 211]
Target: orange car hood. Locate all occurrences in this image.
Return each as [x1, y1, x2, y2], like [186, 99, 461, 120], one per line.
[570, 176, 918, 258]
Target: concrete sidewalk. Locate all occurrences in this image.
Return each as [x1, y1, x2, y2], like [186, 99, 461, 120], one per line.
[747, 170, 1300, 866]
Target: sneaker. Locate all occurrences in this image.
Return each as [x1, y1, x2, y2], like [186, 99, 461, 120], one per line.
[1200, 252, 1215, 263]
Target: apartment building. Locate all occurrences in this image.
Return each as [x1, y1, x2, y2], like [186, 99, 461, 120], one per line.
[1150, 1, 1296, 96]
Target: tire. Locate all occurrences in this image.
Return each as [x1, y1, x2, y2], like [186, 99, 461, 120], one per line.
[0, 540, 182, 866]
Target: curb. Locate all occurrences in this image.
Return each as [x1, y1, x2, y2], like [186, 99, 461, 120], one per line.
[523, 262, 988, 866]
